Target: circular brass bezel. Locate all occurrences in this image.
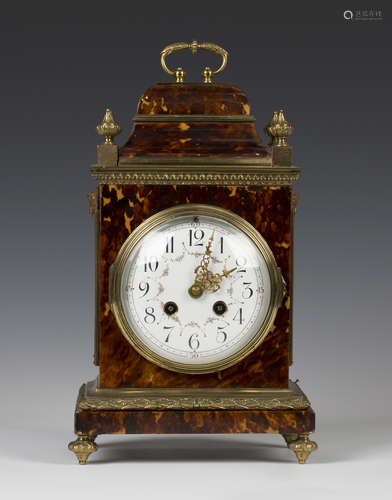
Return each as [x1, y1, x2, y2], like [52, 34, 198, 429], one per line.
[109, 204, 284, 374]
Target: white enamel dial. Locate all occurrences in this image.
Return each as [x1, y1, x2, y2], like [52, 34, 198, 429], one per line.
[111, 205, 283, 373]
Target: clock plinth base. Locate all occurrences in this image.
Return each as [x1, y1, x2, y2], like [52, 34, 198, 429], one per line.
[69, 382, 317, 464]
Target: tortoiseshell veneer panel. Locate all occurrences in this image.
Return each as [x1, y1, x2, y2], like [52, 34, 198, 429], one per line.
[137, 83, 251, 116]
[120, 122, 269, 158]
[98, 184, 292, 388]
[75, 404, 314, 437]
[119, 83, 269, 159]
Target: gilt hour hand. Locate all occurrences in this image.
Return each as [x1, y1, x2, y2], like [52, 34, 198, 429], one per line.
[205, 266, 237, 293]
[218, 267, 237, 279]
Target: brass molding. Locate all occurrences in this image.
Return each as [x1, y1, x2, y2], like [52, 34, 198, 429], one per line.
[86, 188, 101, 366]
[78, 379, 310, 411]
[109, 204, 286, 374]
[133, 114, 256, 122]
[93, 187, 100, 366]
[90, 164, 301, 186]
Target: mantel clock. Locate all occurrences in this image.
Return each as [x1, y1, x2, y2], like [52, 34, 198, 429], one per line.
[68, 41, 317, 465]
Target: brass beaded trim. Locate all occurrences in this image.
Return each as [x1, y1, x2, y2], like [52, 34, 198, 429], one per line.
[90, 165, 300, 186]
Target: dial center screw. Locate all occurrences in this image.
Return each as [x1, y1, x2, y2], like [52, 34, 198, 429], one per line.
[188, 284, 203, 299]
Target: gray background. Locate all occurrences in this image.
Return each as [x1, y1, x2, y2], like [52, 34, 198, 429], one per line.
[1, 2, 391, 499]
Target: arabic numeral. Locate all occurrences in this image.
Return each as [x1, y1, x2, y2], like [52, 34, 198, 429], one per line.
[242, 282, 253, 299]
[189, 229, 204, 246]
[144, 307, 156, 324]
[216, 326, 227, 344]
[233, 307, 244, 325]
[138, 281, 150, 297]
[236, 256, 247, 273]
[165, 236, 174, 253]
[144, 256, 159, 272]
[188, 334, 200, 351]
[163, 326, 175, 342]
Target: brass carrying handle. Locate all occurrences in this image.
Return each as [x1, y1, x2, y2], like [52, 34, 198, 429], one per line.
[160, 40, 228, 83]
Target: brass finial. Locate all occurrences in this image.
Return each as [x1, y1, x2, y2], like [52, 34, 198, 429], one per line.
[175, 67, 185, 83]
[265, 109, 293, 147]
[96, 108, 121, 144]
[203, 67, 212, 84]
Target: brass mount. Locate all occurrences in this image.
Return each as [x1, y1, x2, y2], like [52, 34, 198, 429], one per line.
[161, 40, 228, 83]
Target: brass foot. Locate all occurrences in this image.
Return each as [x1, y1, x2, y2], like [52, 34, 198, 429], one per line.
[288, 433, 317, 464]
[282, 433, 298, 444]
[68, 433, 98, 465]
